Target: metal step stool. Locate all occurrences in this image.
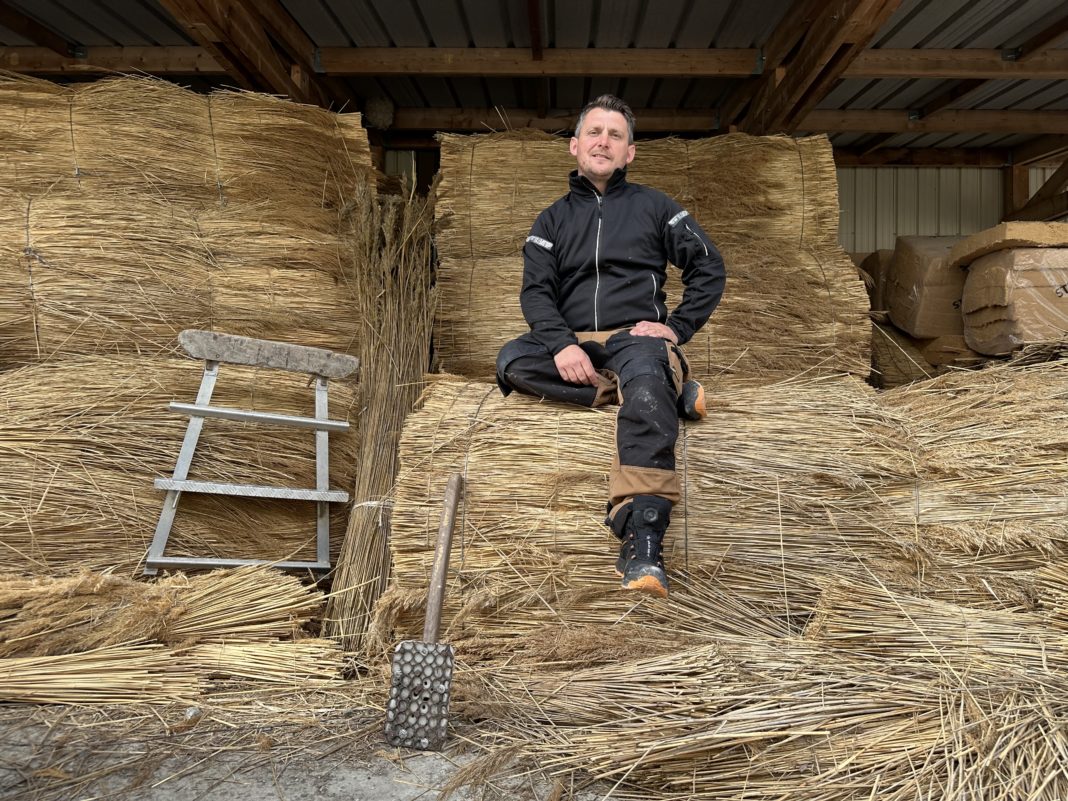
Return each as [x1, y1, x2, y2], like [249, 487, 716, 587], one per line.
[143, 330, 359, 576]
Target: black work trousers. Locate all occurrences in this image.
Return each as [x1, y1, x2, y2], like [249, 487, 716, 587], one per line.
[496, 329, 686, 524]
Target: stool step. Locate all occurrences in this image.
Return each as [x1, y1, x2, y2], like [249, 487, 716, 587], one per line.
[145, 556, 330, 574]
[169, 402, 350, 431]
[155, 479, 349, 503]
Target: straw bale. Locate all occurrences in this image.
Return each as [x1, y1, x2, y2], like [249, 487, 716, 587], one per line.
[435, 238, 870, 385]
[0, 73, 75, 193]
[433, 131, 868, 384]
[435, 131, 841, 259]
[383, 376, 916, 643]
[0, 356, 359, 575]
[208, 90, 372, 208]
[68, 78, 219, 205]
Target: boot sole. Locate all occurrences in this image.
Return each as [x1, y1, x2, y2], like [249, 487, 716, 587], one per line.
[680, 382, 706, 421]
[621, 573, 669, 598]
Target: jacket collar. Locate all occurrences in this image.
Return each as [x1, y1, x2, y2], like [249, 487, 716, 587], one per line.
[568, 167, 628, 197]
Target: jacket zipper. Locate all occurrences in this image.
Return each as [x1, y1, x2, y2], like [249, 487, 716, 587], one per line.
[651, 275, 661, 321]
[594, 194, 603, 331]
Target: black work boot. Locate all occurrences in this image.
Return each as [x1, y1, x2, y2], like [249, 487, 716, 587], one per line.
[612, 495, 672, 598]
[677, 379, 706, 421]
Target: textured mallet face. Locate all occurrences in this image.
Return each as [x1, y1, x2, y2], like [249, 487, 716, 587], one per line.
[384, 641, 454, 750]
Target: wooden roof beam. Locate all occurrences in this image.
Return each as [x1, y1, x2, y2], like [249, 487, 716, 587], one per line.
[319, 47, 761, 77]
[1004, 191, 1068, 221]
[0, 46, 222, 73]
[0, 1, 83, 58]
[848, 48, 1068, 78]
[741, 0, 903, 134]
[802, 109, 1068, 134]
[390, 107, 717, 133]
[834, 147, 1012, 167]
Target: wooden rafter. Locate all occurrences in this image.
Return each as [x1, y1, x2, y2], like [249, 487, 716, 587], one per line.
[0, 1, 80, 57]
[1013, 135, 1068, 166]
[740, 0, 902, 134]
[1011, 158, 1068, 214]
[802, 109, 1068, 134]
[1012, 14, 1068, 62]
[719, 0, 823, 126]
[156, 0, 314, 103]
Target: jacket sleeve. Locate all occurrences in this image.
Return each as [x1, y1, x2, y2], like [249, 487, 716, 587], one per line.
[662, 205, 726, 346]
[519, 210, 578, 355]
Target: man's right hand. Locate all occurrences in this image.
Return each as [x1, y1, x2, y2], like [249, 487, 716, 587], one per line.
[554, 344, 599, 385]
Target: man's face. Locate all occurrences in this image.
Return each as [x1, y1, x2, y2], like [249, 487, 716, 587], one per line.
[570, 108, 635, 185]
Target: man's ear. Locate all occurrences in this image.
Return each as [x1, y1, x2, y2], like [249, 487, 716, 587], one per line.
[569, 137, 579, 157]
[625, 143, 636, 164]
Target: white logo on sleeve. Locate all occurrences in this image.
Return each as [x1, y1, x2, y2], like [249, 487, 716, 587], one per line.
[526, 235, 554, 250]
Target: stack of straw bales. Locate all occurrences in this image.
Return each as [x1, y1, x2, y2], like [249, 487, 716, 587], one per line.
[0, 357, 358, 575]
[0, 73, 373, 366]
[0, 567, 342, 703]
[432, 130, 869, 385]
[376, 351, 1068, 798]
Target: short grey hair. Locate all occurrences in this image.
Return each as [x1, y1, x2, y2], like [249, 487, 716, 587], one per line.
[575, 95, 635, 144]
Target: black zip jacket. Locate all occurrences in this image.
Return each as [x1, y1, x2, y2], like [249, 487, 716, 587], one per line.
[520, 167, 726, 356]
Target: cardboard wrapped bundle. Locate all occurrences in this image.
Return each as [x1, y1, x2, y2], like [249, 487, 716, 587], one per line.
[434, 131, 869, 386]
[885, 235, 965, 338]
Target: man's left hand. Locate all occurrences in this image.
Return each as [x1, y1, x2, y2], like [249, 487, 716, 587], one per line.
[631, 321, 678, 343]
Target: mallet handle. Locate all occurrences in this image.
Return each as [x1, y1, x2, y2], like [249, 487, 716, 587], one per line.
[423, 473, 463, 643]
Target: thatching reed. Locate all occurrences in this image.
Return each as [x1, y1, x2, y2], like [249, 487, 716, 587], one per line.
[0, 356, 358, 575]
[0, 73, 372, 209]
[453, 634, 1068, 800]
[0, 183, 364, 366]
[379, 376, 919, 647]
[0, 566, 343, 703]
[0, 183, 211, 365]
[323, 185, 435, 650]
[432, 131, 868, 384]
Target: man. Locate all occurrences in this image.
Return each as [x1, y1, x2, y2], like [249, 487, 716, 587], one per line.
[495, 95, 726, 598]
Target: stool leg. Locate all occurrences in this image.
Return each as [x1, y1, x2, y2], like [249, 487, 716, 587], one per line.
[144, 361, 220, 576]
[314, 375, 331, 568]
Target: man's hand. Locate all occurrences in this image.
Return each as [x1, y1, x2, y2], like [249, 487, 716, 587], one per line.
[631, 321, 678, 343]
[554, 344, 599, 385]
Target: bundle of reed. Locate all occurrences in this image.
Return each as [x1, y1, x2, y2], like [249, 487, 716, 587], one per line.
[458, 635, 1068, 800]
[0, 644, 202, 704]
[433, 130, 869, 384]
[323, 185, 435, 650]
[186, 639, 342, 685]
[0, 566, 324, 657]
[869, 320, 943, 388]
[0, 73, 75, 193]
[875, 359, 1068, 565]
[806, 577, 1068, 682]
[381, 376, 918, 645]
[196, 198, 360, 357]
[68, 78, 219, 206]
[208, 90, 372, 208]
[434, 237, 870, 385]
[0, 356, 358, 575]
[0, 183, 211, 364]
[434, 131, 841, 260]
